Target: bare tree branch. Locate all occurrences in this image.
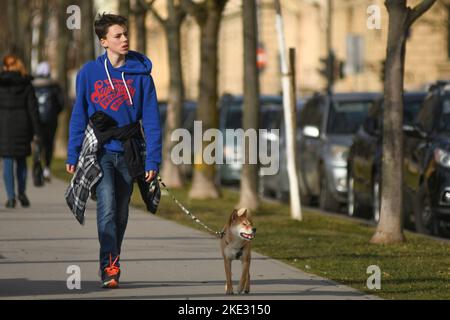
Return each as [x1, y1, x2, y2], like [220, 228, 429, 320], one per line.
[180, 0, 206, 23]
[171, 0, 187, 23]
[408, 0, 437, 26]
[139, 0, 166, 26]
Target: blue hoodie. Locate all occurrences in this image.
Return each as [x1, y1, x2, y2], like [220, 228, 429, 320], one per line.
[67, 50, 162, 172]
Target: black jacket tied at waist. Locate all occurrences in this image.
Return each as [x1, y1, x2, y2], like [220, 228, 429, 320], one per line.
[89, 111, 145, 179]
[65, 111, 160, 225]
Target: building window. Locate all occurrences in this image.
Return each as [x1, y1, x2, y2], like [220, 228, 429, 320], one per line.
[345, 34, 364, 74]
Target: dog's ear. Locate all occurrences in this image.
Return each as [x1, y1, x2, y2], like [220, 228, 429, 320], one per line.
[237, 208, 249, 217]
[229, 209, 238, 224]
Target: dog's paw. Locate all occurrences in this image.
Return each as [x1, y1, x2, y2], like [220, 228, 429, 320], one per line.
[225, 287, 234, 295]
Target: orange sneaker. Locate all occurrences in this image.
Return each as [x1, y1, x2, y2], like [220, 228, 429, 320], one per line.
[101, 254, 121, 289]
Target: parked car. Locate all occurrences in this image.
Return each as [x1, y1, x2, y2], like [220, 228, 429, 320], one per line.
[158, 100, 197, 135]
[259, 100, 305, 201]
[403, 82, 450, 237]
[347, 92, 426, 222]
[298, 92, 381, 211]
[218, 95, 284, 184]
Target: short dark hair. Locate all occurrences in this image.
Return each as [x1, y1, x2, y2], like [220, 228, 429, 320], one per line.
[94, 13, 128, 40]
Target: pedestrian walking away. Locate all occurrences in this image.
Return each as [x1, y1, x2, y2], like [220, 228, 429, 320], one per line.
[0, 54, 41, 209]
[65, 13, 162, 289]
[32, 61, 65, 182]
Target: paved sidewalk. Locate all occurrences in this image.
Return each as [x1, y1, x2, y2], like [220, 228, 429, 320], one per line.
[0, 175, 380, 300]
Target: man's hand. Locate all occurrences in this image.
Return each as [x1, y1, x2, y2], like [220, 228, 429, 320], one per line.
[145, 170, 156, 182]
[66, 164, 76, 175]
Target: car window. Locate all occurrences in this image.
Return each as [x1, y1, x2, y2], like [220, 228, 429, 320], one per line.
[261, 108, 282, 130]
[438, 98, 450, 132]
[416, 95, 436, 133]
[224, 104, 243, 130]
[326, 100, 372, 134]
[404, 99, 423, 125]
[300, 97, 322, 129]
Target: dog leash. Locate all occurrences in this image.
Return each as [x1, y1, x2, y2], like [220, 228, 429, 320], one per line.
[156, 176, 225, 239]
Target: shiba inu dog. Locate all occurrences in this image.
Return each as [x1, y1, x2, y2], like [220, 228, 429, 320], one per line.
[220, 208, 256, 295]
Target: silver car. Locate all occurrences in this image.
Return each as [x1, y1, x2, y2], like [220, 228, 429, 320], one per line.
[218, 95, 285, 184]
[298, 92, 381, 211]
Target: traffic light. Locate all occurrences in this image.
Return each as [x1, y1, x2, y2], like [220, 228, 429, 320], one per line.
[318, 52, 345, 92]
[318, 52, 335, 84]
[335, 60, 345, 80]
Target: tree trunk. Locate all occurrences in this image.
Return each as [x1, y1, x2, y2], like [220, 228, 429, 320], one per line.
[7, 0, 19, 55]
[188, 1, 227, 200]
[237, 0, 260, 210]
[81, 0, 95, 63]
[0, 0, 9, 56]
[14, 0, 32, 71]
[160, 4, 186, 188]
[134, 0, 147, 54]
[371, 0, 436, 243]
[119, 0, 130, 19]
[37, 0, 49, 63]
[119, 0, 131, 47]
[54, 0, 71, 158]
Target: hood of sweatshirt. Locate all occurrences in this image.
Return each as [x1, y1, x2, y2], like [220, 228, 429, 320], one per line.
[97, 50, 152, 74]
[95, 50, 153, 106]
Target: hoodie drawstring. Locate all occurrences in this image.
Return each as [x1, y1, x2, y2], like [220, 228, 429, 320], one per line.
[104, 58, 134, 106]
[121, 72, 133, 106]
[104, 59, 115, 91]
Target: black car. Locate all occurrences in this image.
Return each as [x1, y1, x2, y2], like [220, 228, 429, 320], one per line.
[403, 82, 450, 237]
[347, 92, 426, 223]
[298, 92, 381, 211]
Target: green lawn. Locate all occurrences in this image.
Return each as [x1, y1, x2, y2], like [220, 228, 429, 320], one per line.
[52, 158, 450, 300]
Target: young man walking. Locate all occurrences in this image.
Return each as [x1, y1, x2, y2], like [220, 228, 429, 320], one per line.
[66, 13, 162, 288]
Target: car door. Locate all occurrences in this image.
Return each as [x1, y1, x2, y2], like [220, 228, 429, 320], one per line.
[351, 102, 381, 205]
[298, 95, 324, 196]
[403, 95, 437, 200]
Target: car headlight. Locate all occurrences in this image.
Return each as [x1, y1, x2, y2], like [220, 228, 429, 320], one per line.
[224, 145, 242, 163]
[434, 148, 450, 168]
[330, 145, 349, 162]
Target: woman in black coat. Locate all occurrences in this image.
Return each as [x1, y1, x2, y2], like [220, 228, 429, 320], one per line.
[0, 55, 41, 208]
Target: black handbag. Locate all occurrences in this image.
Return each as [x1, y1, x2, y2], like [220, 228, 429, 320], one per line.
[32, 143, 45, 187]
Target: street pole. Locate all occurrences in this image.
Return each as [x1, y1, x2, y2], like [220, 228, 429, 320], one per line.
[274, 0, 302, 221]
[326, 0, 334, 95]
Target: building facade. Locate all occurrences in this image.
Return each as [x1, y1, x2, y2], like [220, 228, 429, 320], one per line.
[135, 0, 450, 100]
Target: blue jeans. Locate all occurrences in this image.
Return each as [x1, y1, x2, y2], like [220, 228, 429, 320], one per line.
[96, 151, 134, 271]
[2, 157, 27, 200]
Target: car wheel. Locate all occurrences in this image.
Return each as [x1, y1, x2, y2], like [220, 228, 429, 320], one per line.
[414, 183, 437, 235]
[319, 171, 340, 212]
[347, 171, 362, 217]
[372, 172, 381, 224]
[300, 191, 313, 206]
[435, 220, 450, 238]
